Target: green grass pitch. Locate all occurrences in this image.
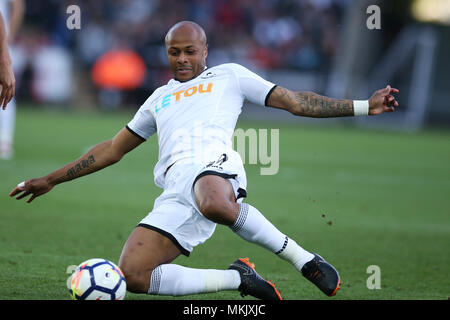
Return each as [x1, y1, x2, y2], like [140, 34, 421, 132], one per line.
[0, 107, 449, 300]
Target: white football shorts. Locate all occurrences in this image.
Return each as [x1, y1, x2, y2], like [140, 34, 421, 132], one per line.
[138, 150, 247, 256]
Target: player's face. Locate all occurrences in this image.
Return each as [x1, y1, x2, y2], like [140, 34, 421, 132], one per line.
[166, 35, 208, 82]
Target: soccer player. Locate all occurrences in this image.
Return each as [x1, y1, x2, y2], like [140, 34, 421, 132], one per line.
[0, 0, 25, 159]
[10, 21, 399, 300]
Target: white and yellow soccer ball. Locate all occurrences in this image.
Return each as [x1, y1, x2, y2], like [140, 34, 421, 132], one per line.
[69, 258, 126, 300]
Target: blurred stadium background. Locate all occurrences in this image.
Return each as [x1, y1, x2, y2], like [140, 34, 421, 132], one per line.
[1, 0, 449, 301]
[9, 0, 450, 130]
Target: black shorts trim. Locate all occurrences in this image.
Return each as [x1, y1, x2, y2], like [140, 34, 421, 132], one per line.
[136, 223, 191, 257]
[237, 188, 247, 200]
[193, 170, 237, 185]
[126, 125, 147, 141]
[264, 84, 278, 107]
[193, 170, 247, 201]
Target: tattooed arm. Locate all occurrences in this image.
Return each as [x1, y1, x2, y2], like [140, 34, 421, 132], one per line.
[266, 85, 399, 117]
[9, 127, 144, 203]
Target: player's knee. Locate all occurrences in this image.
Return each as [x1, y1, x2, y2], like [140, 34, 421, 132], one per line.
[119, 262, 151, 294]
[197, 196, 239, 225]
[125, 272, 150, 294]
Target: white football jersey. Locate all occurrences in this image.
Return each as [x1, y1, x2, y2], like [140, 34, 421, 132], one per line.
[127, 63, 276, 188]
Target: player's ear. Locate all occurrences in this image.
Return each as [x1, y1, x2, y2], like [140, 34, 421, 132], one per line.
[203, 44, 208, 60]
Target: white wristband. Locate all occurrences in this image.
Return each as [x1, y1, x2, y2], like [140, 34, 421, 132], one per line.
[353, 100, 369, 116]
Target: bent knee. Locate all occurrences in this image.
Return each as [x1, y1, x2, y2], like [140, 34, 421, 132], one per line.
[197, 196, 239, 225]
[119, 263, 153, 294]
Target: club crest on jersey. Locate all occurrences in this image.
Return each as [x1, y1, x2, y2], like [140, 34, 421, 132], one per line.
[155, 83, 213, 114]
[200, 71, 215, 79]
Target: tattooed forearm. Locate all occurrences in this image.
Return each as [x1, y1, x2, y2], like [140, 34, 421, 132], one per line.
[44, 140, 119, 186]
[293, 92, 353, 118]
[267, 86, 354, 118]
[66, 155, 96, 179]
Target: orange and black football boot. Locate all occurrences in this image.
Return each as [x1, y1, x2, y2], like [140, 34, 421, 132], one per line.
[228, 257, 282, 300]
[301, 253, 340, 296]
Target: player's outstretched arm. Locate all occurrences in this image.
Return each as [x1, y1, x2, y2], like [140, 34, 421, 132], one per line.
[266, 85, 399, 118]
[9, 128, 144, 203]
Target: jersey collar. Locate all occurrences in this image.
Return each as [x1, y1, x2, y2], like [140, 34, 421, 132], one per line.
[172, 66, 208, 84]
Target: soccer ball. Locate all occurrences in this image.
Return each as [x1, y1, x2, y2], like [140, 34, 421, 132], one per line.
[69, 258, 127, 300]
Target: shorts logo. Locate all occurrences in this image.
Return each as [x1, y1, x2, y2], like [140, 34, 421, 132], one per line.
[155, 83, 213, 114]
[205, 153, 228, 170]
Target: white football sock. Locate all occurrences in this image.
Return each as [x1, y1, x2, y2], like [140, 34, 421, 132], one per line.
[230, 203, 314, 270]
[277, 237, 315, 271]
[148, 264, 241, 296]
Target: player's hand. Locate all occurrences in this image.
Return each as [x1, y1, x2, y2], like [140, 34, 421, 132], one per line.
[368, 85, 399, 116]
[9, 178, 53, 203]
[0, 59, 15, 110]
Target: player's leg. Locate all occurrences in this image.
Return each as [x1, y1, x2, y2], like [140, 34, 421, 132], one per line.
[118, 159, 281, 300]
[0, 98, 15, 159]
[118, 225, 246, 297]
[193, 173, 240, 225]
[194, 175, 309, 256]
[118, 226, 182, 293]
[194, 174, 340, 296]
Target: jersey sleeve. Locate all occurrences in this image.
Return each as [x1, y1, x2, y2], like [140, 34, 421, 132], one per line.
[126, 98, 157, 141]
[227, 63, 277, 106]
